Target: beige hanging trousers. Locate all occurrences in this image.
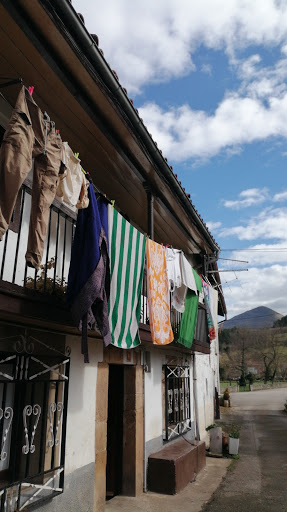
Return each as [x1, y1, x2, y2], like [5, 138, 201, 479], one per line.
[0, 86, 63, 269]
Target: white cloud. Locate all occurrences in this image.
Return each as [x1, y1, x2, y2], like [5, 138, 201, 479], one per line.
[222, 264, 287, 317]
[73, 0, 287, 94]
[273, 190, 287, 201]
[219, 207, 287, 241]
[236, 53, 287, 101]
[201, 64, 212, 75]
[223, 188, 269, 209]
[138, 93, 287, 161]
[206, 221, 222, 232]
[71, 0, 287, 163]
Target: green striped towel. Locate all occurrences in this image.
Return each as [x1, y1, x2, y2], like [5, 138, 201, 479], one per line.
[108, 206, 146, 348]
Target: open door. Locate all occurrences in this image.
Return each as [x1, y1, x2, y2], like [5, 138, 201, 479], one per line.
[106, 364, 124, 500]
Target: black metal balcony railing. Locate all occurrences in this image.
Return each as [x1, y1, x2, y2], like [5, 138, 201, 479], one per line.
[0, 186, 209, 346]
[0, 184, 75, 299]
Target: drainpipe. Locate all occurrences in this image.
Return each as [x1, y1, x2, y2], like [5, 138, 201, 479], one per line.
[143, 354, 147, 492]
[143, 182, 154, 239]
[193, 354, 200, 441]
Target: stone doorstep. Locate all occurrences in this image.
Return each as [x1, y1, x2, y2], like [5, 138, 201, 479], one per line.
[147, 438, 206, 495]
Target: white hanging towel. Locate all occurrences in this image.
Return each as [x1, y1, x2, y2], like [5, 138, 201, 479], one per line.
[172, 253, 197, 313]
[181, 253, 197, 293]
[165, 247, 181, 292]
[56, 142, 89, 208]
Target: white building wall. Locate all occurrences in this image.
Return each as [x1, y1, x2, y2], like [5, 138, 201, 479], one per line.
[144, 350, 165, 442]
[194, 287, 220, 444]
[194, 353, 215, 444]
[64, 335, 103, 474]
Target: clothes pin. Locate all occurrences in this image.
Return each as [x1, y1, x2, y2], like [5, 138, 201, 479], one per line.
[111, 200, 115, 209]
[28, 86, 34, 96]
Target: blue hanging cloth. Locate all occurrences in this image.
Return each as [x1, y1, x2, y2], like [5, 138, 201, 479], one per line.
[67, 184, 111, 362]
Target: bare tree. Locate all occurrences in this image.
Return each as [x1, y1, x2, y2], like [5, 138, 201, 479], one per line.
[261, 334, 284, 383]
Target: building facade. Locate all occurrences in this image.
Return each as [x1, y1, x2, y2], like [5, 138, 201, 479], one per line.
[0, 1, 226, 511]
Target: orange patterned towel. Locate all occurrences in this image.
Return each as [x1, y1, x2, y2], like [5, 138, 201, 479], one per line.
[146, 239, 174, 345]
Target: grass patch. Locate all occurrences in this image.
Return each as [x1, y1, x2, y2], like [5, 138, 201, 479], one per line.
[220, 381, 238, 387]
[227, 456, 239, 471]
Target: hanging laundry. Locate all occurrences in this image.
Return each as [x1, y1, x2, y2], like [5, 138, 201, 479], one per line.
[0, 86, 64, 269]
[56, 142, 89, 209]
[201, 279, 216, 341]
[108, 206, 146, 349]
[181, 253, 198, 292]
[178, 269, 202, 348]
[210, 287, 218, 337]
[165, 247, 181, 292]
[146, 240, 174, 345]
[172, 253, 198, 313]
[67, 184, 111, 362]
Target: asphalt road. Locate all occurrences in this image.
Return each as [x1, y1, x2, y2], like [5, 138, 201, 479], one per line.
[203, 388, 287, 512]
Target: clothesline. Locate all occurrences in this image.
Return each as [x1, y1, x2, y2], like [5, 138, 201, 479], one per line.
[0, 81, 219, 362]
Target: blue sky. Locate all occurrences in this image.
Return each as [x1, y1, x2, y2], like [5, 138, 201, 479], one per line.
[73, 0, 287, 318]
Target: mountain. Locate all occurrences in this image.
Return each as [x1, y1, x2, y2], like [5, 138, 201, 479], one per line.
[221, 306, 283, 330]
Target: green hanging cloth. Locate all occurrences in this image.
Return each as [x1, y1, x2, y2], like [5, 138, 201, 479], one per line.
[178, 269, 202, 348]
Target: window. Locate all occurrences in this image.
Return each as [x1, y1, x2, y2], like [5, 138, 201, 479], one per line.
[163, 365, 191, 442]
[0, 333, 69, 511]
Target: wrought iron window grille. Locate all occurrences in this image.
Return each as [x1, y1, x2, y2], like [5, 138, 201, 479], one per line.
[0, 332, 69, 511]
[163, 365, 191, 442]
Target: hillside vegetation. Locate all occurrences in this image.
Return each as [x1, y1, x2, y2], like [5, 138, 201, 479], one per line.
[219, 324, 287, 383]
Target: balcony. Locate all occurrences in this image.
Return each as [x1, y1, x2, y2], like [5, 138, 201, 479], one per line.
[0, 181, 75, 329]
[0, 185, 210, 352]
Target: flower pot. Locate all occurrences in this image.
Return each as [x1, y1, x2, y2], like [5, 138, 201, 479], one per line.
[224, 400, 229, 407]
[229, 437, 239, 455]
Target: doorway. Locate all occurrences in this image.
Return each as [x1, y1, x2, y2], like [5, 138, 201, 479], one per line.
[106, 364, 124, 499]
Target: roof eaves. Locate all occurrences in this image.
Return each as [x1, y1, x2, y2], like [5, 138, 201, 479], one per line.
[44, 0, 219, 253]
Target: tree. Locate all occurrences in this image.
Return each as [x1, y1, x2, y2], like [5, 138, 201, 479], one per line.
[237, 341, 248, 386]
[261, 334, 283, 383]
[219, 365, 226, 381]
[273, 315, 287, 328]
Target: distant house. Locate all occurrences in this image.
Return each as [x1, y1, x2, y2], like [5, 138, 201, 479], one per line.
[247, 366, 258, 375]
[0, 1, 226, 511]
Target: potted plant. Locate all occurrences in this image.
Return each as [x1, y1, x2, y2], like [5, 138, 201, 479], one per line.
[229, 424, 241, 455]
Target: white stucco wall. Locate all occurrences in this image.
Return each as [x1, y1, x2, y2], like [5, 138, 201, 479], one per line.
[64, 335, 103, 474]
[144, 349, 165, 442]
[194, 286, 220, 443]
[194, 353, 215, 444]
